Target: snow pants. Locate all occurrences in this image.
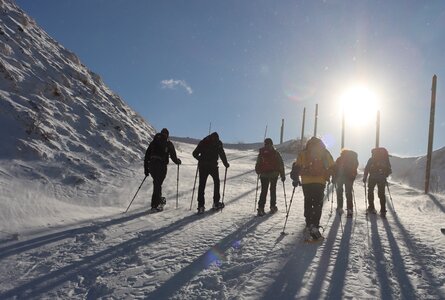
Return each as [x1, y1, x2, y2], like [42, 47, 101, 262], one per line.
[302, 183, 326, 227]
[258, 176, 278, 210]
[149, 159, 167, 209]
[367, 178, 386, 212]
[197, 164, 220, 208]
[336, 177, 354, 211]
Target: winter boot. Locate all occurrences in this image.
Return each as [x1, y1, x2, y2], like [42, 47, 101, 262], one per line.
[150, 206, 163, 213]
[380, 209, 387, 218]
[270, 206, 278, 214]
[367, 206, 377, 214]
[257, 207, 265, 216]
[197, 207, 205, 214]
[213, 202, 225, 210]
[347, 209, 353, 218]
[309, 225, 322, 240]
[336, 207, 344, 215]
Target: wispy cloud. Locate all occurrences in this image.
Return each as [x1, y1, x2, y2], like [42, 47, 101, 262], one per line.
[160, 79, 193, 94]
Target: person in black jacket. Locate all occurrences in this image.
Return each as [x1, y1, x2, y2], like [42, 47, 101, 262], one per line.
[144, 128, 181, 212]
[192, 132, 230, 213]
[363, 147, 391, 217]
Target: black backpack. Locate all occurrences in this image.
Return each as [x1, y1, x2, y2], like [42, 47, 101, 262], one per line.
[149, 133, 168, 159]
[369, 147, 391, 176]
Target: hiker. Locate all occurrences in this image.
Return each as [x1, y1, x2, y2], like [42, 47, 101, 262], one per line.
[290, 137, 334, 240]
[192, 132, 230, 213]
[363, 147, 392, 217]
[333, 149, 359, 218]
[255, 138, 285, 216]
[144, 128, 181, 212]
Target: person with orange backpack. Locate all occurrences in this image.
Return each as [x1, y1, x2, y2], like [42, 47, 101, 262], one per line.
[333, 149, 359, 218]
[363, 147, 392, 218]
[255, 138, 285, 216]
[291, 137, 334, 241]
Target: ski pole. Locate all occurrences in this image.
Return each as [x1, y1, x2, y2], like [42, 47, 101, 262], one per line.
[124, 176, 148, 213]
[281, 186, 296, 235]
[352, 187, 357, 215]
[176, 164, 179, 209]
[254, 175, 259, 212]
[190, 166, 199, 210]
[386, 181, 395, 213]
[329, 182, 333, 216]
[364, 181, 368, 211]
[222, 167, 228, 205]
[282, 180, 288, 213]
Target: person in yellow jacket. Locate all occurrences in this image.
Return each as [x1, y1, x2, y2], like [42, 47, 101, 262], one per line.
[290, 137, 334, 241]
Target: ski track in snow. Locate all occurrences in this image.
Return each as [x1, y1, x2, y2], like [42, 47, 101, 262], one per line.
[1, 147, 445, 299]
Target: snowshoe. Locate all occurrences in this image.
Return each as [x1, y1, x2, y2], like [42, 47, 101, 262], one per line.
[257, 208, 265, 216]
[197, 207, 205, 214]
[366, 207, 377, 215]
[270, 206, 278, 214]
[150, 206, 163, 213]
[212, 202, 225, 211]
[309, 225, 322, 240]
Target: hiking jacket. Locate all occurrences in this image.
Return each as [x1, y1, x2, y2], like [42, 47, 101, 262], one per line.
[193, 136, 228, 168]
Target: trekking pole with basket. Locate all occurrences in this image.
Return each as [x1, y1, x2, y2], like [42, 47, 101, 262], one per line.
[176, 164, 180, 208]
[281, 186, 296, 235]
[221, 167, 228, 208]
[386, 181, 395, 213]
[124, 176, 148, 213]
[282, 180, 288, 213]
[254, 175, 259, 212]
[189, 166, 199, 210]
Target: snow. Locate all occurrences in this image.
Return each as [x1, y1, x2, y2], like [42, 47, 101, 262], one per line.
[1, 0, 445, 299]
[1, 143, 445, 299]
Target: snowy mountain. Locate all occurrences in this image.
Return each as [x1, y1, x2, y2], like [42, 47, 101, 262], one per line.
[0, 1, 154, 195]
[390, 146, 445, 194]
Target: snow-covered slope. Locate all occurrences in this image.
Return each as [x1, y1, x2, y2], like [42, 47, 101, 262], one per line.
[0, 0, 155, 230]
[390, 146, 445, 194]
[0, 143, 444, 299]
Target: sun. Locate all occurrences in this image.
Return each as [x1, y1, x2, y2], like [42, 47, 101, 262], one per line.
[340, 85, 379, 126]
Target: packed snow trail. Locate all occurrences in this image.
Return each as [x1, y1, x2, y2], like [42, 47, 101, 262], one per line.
[0, 145, 445, 299]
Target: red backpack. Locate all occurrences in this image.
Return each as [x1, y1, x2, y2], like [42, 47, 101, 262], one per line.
[256, 147, 279, 173]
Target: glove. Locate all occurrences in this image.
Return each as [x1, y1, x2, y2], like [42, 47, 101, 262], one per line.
[176, 158, 182, 165]
[292, 180, 300, 187]
[224, 162, 230, 168]
[281, 176, 285, 182]
[144, 168, 150, 177]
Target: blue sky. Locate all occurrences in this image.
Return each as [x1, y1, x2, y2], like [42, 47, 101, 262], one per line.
[15, 0, 445, 161]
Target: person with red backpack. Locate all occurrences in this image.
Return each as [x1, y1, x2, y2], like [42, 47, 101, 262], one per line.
[291, 137, 334, 241]
[363, 147, 392, 218]
[333, 149, 359, 218]
[255, 138, 285, 216]
[193, 132, 230, 214]
[144, 128, 181, 212]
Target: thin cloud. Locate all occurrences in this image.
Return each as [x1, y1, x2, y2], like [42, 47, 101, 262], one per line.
[160, 79, 193, 94]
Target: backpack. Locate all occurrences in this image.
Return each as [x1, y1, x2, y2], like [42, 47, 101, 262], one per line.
[369, 147, 391, 176]
[300, 137, 330, 177]
[149, 133, 168, 160]
[256, 147, 279, 174]
[337, 150, 358, 178]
